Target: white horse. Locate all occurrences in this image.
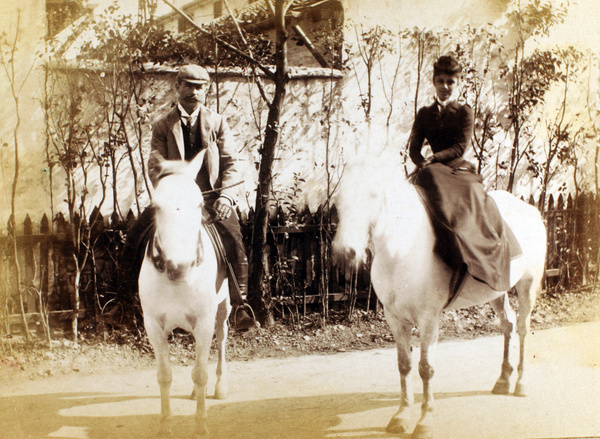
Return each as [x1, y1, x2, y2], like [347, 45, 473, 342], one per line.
[138, 150, 231, 437]
[331, 158, 547, 439]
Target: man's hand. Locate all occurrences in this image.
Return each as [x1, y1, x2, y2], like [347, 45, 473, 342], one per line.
[213, 196, 233, 221]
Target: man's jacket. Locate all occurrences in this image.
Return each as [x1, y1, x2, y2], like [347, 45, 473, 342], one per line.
[148, 104, 240, 204]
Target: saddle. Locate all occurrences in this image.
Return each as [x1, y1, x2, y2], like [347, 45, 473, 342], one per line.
[203, 222, 229, 277]
[412, 163, 522, 301]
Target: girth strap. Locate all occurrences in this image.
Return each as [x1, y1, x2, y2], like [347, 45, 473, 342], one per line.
[203, 223, 228, 288]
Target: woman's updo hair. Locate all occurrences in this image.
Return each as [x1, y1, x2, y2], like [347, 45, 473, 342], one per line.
[433, 55, 462, 77]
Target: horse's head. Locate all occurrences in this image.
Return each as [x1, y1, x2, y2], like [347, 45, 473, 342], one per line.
[150, 151, 206, 281]
[331, 158, 387, 270]
[332, 154, 425, 274]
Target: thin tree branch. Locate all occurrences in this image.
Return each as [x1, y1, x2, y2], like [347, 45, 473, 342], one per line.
[161, 0, 276, 81]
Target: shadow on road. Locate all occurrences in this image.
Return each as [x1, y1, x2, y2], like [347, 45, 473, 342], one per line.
[0, 389, 494, 439]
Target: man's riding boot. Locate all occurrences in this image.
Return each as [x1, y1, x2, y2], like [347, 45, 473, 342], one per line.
[229, 262, 256, 331]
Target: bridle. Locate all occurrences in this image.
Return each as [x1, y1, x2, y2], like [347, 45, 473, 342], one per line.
[148, 208, 205, 277]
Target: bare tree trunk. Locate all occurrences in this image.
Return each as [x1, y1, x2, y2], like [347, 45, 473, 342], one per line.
[129, 66, 153, 201]
[414, 36, 424, 118]
[506, 120, 519, 193]
[248, 1, 291, 327]
[1, 14, 34, 340]
[122, 125, 142, 214]
[9, 116, 30, 341]
[71, 261, 81, 342]
[318, 212, 330, 321]
[506, 48, 523, 194]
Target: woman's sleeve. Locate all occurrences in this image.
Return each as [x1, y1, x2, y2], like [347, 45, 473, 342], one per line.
[408, 109, 426, 166]
[432, 105, 473, 163]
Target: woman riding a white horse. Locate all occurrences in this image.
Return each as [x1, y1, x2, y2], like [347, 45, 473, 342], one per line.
[408, 54, 520, 301]
[332, 54, 546, 439]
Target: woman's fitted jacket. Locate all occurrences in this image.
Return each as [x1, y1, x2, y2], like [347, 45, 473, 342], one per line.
[408, 100, 474, 170]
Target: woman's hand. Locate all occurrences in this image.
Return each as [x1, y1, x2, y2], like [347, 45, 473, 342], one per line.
[421, 155, 436, 167]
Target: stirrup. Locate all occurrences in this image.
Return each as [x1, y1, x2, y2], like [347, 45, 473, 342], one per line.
[234, 304, 257, 332]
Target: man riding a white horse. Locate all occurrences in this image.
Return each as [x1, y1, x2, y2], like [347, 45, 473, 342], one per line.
[124, 64, 255, 331]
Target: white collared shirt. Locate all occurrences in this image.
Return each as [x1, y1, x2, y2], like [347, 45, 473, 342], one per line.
[435, 95, 453, 109]
[177, 103, 200, 127]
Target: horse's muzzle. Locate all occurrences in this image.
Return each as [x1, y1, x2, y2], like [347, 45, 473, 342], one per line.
[166, 261, 187, 281]
[331, 244, 360, 268]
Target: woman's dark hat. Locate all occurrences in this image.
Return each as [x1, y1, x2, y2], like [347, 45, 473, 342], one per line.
[433, 55, 462, 75]
[177, 65, 210, 84]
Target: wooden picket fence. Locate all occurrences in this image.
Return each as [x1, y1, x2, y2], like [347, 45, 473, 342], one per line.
[543, 192, 600, 288]
[1, 192, 599, 334]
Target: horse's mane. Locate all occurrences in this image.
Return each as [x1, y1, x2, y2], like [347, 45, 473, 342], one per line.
[332, 153, 424, 265]
[338, 153, 413, 203]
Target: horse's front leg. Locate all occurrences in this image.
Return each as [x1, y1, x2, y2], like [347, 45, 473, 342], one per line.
[192, 321, 215, 438]
[413, 318, 439, 439]
[490, 293, 516, 395]
[385, 311, 414, 434]
[146, 322, 173, 437]
[214, 295, 231, 400]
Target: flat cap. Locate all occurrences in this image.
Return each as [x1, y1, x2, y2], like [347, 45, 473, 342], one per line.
[177, 65, 210, 84]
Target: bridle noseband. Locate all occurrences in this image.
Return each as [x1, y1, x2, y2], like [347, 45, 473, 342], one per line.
[149, 222, 204, 277]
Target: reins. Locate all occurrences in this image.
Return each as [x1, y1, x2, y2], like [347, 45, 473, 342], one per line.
[149, 166, 242, 276]
[200, 180, 243, 195]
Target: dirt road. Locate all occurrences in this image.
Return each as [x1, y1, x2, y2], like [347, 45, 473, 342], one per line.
[2, 322, 599, 439]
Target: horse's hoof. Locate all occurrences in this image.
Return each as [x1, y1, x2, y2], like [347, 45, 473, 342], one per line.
[194, 424, 210, 438]
[214, 384, 227, 400]
[514, 382, 527, 397]
[386, 416, 411, 434]
[158, 423, 172, 438]
[412, 423, 433, 439]
[492, 380, 510, 395]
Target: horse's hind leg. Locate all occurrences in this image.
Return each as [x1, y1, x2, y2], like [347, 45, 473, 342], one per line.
[514, 274, 539, 397]
[214, 296, 231, 400]
[412, 318, 439, 439]
[385, 313, 414, 434]
[491, 293, 516, 395]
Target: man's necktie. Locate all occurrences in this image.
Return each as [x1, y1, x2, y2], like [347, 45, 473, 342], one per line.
[182, 116, 194, 160]
[182, 116, 191, 133]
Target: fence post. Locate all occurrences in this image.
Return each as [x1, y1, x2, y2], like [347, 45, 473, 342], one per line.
[22, 215, 37, 313]
[125, 209, 136, 230]
[591, 195, 600, 285]
[40, 214, 51, 314]
[545, 195, 557, 287]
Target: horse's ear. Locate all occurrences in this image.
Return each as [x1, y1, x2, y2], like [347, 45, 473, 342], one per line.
[186, 149, 206, 179]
